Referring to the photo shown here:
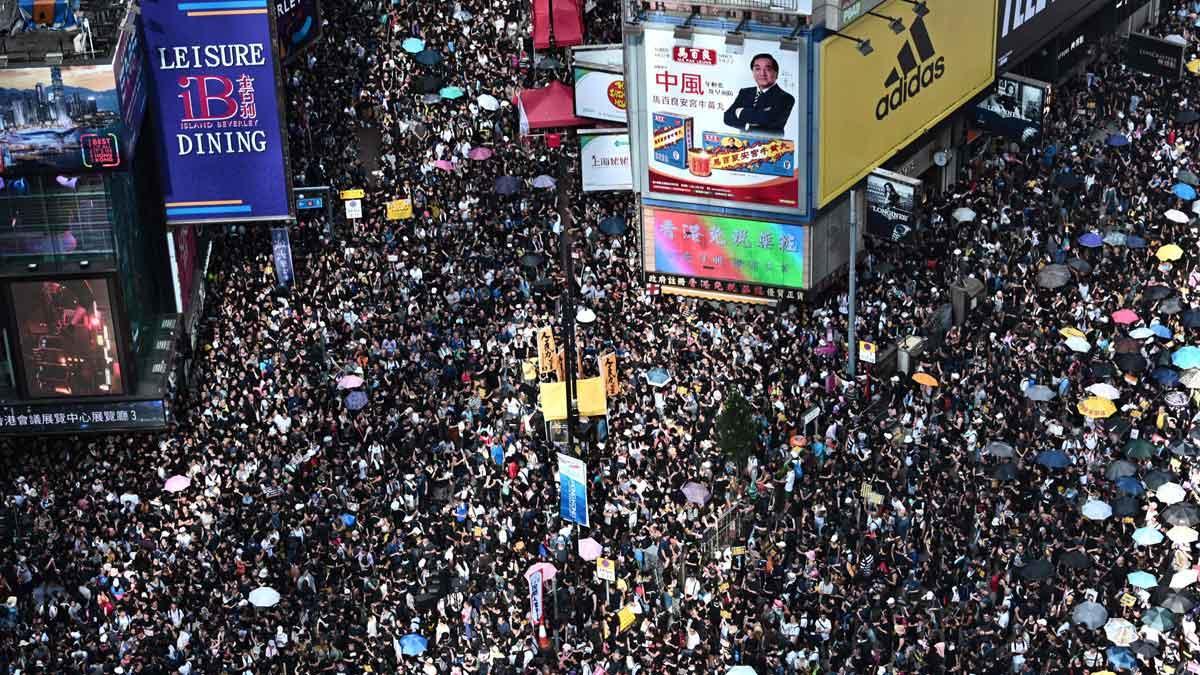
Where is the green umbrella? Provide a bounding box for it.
[1143,606,1175,631]
[1125,438,1156,460]
[439,86,464,100]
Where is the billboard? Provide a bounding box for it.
[9,277,125,398]
[143,0,294,224]
[580,129,632,191]
[974,73,1050,142]
[818,0,996,207]
[640,27,804,210]
[996,0,1108,69]
[574,67,626,123]
[113,17,149,160]
[276,0,323,64]
[641,205,808,296]
[0,399,168,435]
[1126,33,1185,79]
[865,169,920,241]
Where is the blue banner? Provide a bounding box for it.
[276,0,323,64]
[557,452,589,527]
[143,0,293,224]
[270,227,294,287]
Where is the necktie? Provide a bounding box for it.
[753,90,761,108]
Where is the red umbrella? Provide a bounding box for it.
[1113,309,1140,325]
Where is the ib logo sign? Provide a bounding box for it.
[875,16,944,120]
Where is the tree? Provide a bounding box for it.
[715,390,757,468]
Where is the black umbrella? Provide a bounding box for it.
[1144,469,1177,490]
[1163,503,1200,526]
[1106,460,1138,480]
[1129,640,1160,658]
[1171,441,1200,457]
[1115,352,1148,373]
[1060,550,1093,570]
[1145,285,1173,301]
[414,49,442,66]
[1179,170,1200,187]
[414,75,443,94]
[1182,309,1200,328]
[520,253,545,268]
[1091,362,1117,378]
[598,216,627,236]
[1115,338,1142,354]
[1055,172,1084,189]
[992,463,1018,481]
[1177,110,1200,124]
[1019,559,1054,580]
[1067,258,1092,275]
[495,176,520,195]
[1161,297,1184,315]
[1112,496,1141,517]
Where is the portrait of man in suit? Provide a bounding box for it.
[723,53,795,133]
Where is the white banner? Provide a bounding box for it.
[574,67,627,123]
[344,199,362,220]
[580,130,632,192]
[528,569,544,623]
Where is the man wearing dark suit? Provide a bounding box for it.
[723,53,795,133]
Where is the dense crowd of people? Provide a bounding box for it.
[7,0,1200,672]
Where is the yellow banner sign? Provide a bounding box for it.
[339,188,365,200]
[817,0,996,206]
[600,352,620,397]
[537,327,556,374]
[386,199,413,220]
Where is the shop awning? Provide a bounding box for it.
[517,81,590,130]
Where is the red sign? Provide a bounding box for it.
[672,46,717,65]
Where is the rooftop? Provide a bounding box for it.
[0,0,132,66]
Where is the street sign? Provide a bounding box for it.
[802,405,820,426]
[339,188,365,200]
[344,199,362,219]
[596,557,615,582]
[297,197,324,210]
[858,340,877,364]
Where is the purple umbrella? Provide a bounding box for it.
[345,391,368,411]
[814,342,839,356]
[468,147,493,160]
[681,482,711,506]
[1078,232,1104,248]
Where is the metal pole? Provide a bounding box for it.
[558,138,580,461]
[847,188,858,379]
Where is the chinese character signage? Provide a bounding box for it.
[641,28,804,210]
[276,0,323,64]
[558,452,589,527]
[865,169,920,241]
[144,0,293,224]
[270,226,294,287]
[0,399,168,435]
[579,129,632,192]
[527,568,544,623]
[574,67,626,123]
[641,206,808,294]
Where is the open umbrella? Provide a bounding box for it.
[1061,550,1092,569]
[1175,183,1198,201]
[248,587,280,607]
[1107,134,1130,147]
[1128,570,1158,588]
[681,482,711,506]
[1105,618,1138,646]
[337,375,363,389]
[1151,324,1173,339]
[1157,482,1187,505]
[163,475,190,493]
[1107,646,1137,670]
[1171,569,1199,589]
[952,207,976,222]
[1114,338,1142,354]
[599,216,627,236]
[1073,601,1108,629]
[439,86,464,100]
[1104,230,1129,246]
[532,175,556,189]
[399,633,428,656]
[1146,285,1175,302]
[1112,497,1141,517]
[1180,169,1200,185]
[1125,438,1155,459]
[1161,592,1196,614]
[992,463,1018,481]
[535,56,563,70]
[1152,367,1180,386]
[414,49,442,66]
[519,253,545,268]
[345,391,368,411]
[1078,232,1104,248]
[1024,384,1057,401]
[644,367,672,387]
[1133,527,1164,546]
[1158,244,1185,262]
[1126,235,1148,249]
[1067,257,1091,275]
[434,159,455,172]
[1035,450,1071,469]
[1130,640,1160,659]
[1162,503,1200,526]
[984,441,1015,458]
[1079,397,1117,418]
[1174,346,1200,369]
[468,147,493,160]
[912,372,938,387]
[1115,353,1148,373]
[1167,525,1198,544]
[1166,209,1191,224]
[495,176,520,195]
[1019,559,1054,581]
[1087,383,1121,400]
[1082,500,1113,520]
[1037,264,1072,289]
[477,94,499,111]
[1181,369,1200,389]
[726,668,758,675]
[1178,110,1200,125]
[414,75,442,94]
[1165,33,1188,44]
[1066,337,1092,353]
[578,538,602,561]
[525,562,557,581]
[1166,391,1191,408]
[1106,460,1138,480]
[1112,309,1140,325]
[1116,477,1145,496]
[1144,470,1176,490]
[401,37,425,53]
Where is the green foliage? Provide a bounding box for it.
[715,390,757,467]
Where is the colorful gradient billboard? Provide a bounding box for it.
[642,206,807,291]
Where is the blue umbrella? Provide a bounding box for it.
[1078,232,1104,248]
[454,503,469,522]
[1036,450,1071,469]
[340,513,357,527]
[644,367,672,387]
[345,391,368,411]
[495,176,520,195]
[1107,646,1136,670]
[532,174,556,189]
[414,49,442,65]
[1127,570,1158,588]
[491,444,504,465]
[1153,367,1180,386]
[399,633,428,656]
[1116,477,1145,496]
[402,37,425,53]
[1174,346,1200,369]
[439,86,464,99]
[1151,324,1173,340]
[1132,526,1163,545]
[1174,182,1198,201]
[599,216,626,236]
[1108,134,1130,147]
[1125,235,1148,249]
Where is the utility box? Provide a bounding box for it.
[951,277,987,327]
[897,336,925,375]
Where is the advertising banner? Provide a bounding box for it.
[1126,33,1185,79]
[818,0,996,207]
[276,0,323,64]
[173,224,198,315]
[528,569,543,623]
[113,16,149,162]
[574,67,627,123]
[997,0,1108,69]
[270,227,295,287]
[642,27,803,209]
[0,399,168,435]
[865,169,921,241]
[558,452,589,527]
[641,205,807,293]
[580,129,632,192]
[143,0,293,224]
[974,73,1051,142]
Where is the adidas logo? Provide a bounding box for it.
[875,16,946,120]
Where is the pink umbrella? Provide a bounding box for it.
[163,475,191,493]
[434,159,455,172]
[814,342,838,356]
[337,375,364,390]
[578,538,602,561]
[1112,309,1140,325]
[525,562,557,581]
[468,147,493,160]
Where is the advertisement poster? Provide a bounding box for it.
[1126,33,1185,79]
[0,399,168,435]
[643,27,802,209]
[143,0,293,224]
[271,227,295,287]
[173,224,198,315]
[997,0,1109,68]
[9,277,124,398]
[558,452,589,527]
[642,205,807,292]
[276,0,323,63]
[818,0,995,207]
[974,74,1050,142]
[865,169,920,241]
[580,129,632,191]
[113,16,148,160]
[574,67,626,123]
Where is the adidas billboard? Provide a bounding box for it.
[817,0,996,208]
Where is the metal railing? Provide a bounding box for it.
[673,502,754,592]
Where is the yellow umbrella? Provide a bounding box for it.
[913,372,939,387]
[1157,244,1184,262]
[1078,396,1117,419]
[1190,58,1200,75]
[617,604,638,633]
[1060,327,1086,340]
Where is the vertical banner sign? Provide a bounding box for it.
[554,348,566,382]
[527,569,544,623]
[143,0,294,224]
[276,0,323,64]
[558,452,589,527]
[865,169,920,241]
[579,130,633,192]
[270,227,295,287]
[537,327,557,374]
[600,352,620,396]
[1126,33,1186,79]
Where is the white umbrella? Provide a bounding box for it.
[1167,208,1190,224]
[1086,383,1121,400]
[163,475,191,493]
[1105,617,1138,646]
[248,587,280,607]
[1129,327,1155,340]
[1165,33,1187,45]
[1157,482,1187,505]
[952,207,976,222]
[1171,568,1199,589]
[1066,337,1092,353]
[727,668,758,675]
[477,94,500,111]
[1167,525,1199,544]
[1181,369,1200,389]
